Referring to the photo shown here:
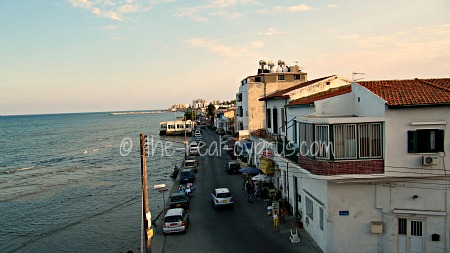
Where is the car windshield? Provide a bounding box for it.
[181,171,191,177]
[165,215,182,223]
[230,164,240,169]
[185,162,195,166]
[217,192,231,198]
[171,195,187,202]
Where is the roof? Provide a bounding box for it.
[259,76,333,101]
[214,188,230,193]
[358,78,450,107]
[165,208,184,216]
[287,85,352,106]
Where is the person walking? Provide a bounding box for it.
[273,210,280,232]
[246,183,253,203]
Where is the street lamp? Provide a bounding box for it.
[153,184,168,213]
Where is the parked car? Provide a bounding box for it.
[169,192,190,210]
[163,208,189,235]
[189,142,200,156]
[184,159,198,173]
[225,161,241,174]
[180,169,195,183]
[186,155,199,166]
[211,188,234,209]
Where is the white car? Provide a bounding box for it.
[163,208,189,235]
[211,188,234,209]
[189,142,200,156]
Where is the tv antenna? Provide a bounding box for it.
[352,72,365,82]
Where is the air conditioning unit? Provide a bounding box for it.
[422,156,438,166]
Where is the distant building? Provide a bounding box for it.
[192,99,207,109]
[236,60,307,133]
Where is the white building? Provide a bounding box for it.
[236,60,307,132]
[253,78,450,253]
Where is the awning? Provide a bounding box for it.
[259,158,275,175]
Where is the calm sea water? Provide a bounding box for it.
[0,112,185,252]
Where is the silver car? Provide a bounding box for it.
[163,208,189,235]
[211,188,234,209]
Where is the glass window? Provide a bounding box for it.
[408,129,444,153]
[358,123,383,158]
[315,125,330,159]
[278,75,285,81]
[333,124,357,159]
[306,196,313,220]
[319,207,324,230]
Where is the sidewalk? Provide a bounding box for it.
[236,159,323,253]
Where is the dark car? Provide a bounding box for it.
[225,161,241,174]
[169,193,190,210]
[180,169,195,183]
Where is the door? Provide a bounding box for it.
[398,218,424,253]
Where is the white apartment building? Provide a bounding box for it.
[253,78,450,253]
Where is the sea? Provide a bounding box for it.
[0,111,186,253]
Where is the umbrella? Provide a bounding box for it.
[239,167,262,175]
[252,174,271,182]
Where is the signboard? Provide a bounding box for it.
[262,149,274,158]
[339,211,349,216]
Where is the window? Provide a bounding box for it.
[294,74,300,80]
[278,75,285,81]
[315,125,330,159]
[255,76,262,82]
[408,129,444,153]
[299,123,313,157]
[333,124,357,159]
[293,120,298,143]
[266,109,271,128]
[305,196,313,220]
[398,218,407,235]
[359,123,383,158]
[273,108,278,134]
[319,207,324,230]
[281,108,285,133]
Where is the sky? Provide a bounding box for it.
[1,0,449,115]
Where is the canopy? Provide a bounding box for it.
[239,167,262,175]
[258,158,276,175]
[252,174,271,182]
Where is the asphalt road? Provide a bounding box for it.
[157,128,304,253]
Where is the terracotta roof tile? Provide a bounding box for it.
[259,76,333,101]
[358,78,450,106]
[286,85,352,106]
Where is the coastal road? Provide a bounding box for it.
[160,128,301,253]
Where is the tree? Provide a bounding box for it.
[207,103,216,117]
[184,110,197,121]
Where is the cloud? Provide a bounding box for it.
[258,28,283,36]
[70,0,153,21]
[327,4,338,8]
[256,4,313,14]
[175,0,257,22]
[311,23,450,79]
[186,37,262,58]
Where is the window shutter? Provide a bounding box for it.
[407,131,417,153]
[436,130,445,152]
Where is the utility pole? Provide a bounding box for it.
[184,117,187,159]
[140,134,152,253]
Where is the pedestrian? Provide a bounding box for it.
[246,183,253,203]
[273,210,280,232]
